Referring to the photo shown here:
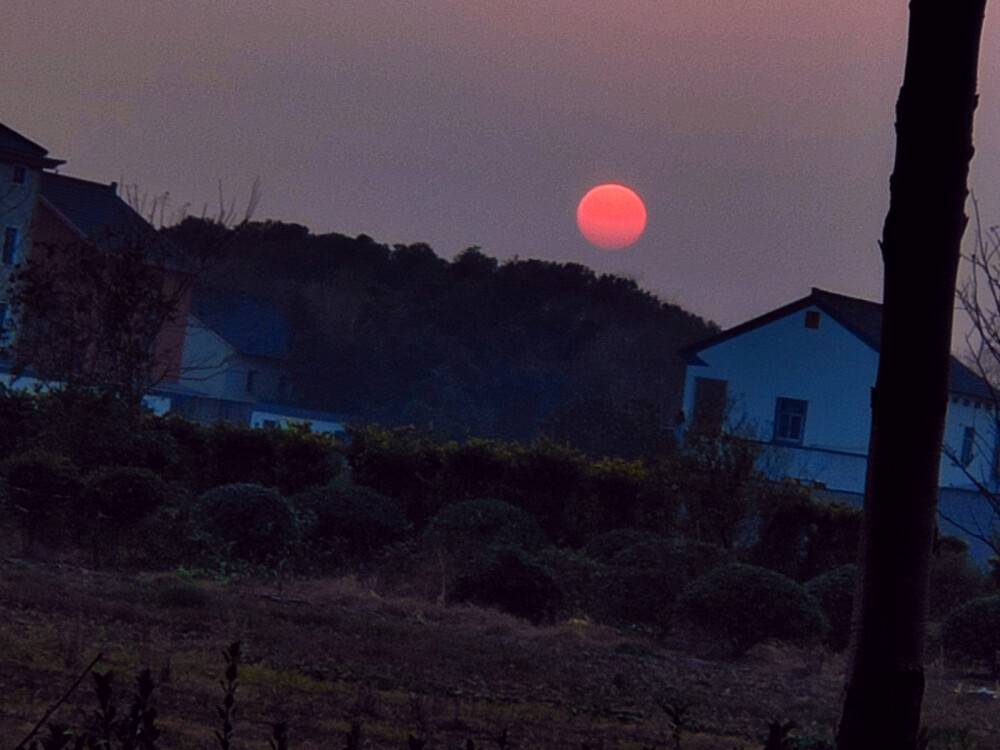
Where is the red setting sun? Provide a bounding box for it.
[576,184,647,250]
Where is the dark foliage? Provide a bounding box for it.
[293,485,407,564]
[677,563,828,654]
[805,564,857,651]
[82,466,171,566]
[940,594,1000,667]
[199,483,299,564]
[167,218,716,453]
[450,546,564,624]
[928,536,985,619]
[749,498,862,583]
[424,498,549,559]
[2,449,83,548]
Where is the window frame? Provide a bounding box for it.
[773,397,808,445]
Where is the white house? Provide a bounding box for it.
[680,287,998,560]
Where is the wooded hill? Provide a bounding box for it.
[167,218,717,457]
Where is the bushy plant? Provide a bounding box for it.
[199,483,299,564]
[508,438,586,541]
[2,449,83,549]
[82,466,171,566]
[293,485,407,564]
[582,528,668,562]
[276,429,343,496]
[346,424,445,528]
[928,536,985,619]
[677,563,828,653]
[82,466,169,530]
[424,498,549,559]
[594,537,732,631]
[805,563,857,651]
[206,424,279,488]
[450,545,564,624]
[750,497,862,582]
[940,594,1000,666]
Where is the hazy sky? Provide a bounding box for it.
[4,2,999,328]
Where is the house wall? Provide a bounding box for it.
[179,317,241,400]
[682,304,997,493]
[180,316,288,403]
[0,162,40,271]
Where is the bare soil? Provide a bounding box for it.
[0,559,996,749]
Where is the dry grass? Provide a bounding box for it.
[1,559,998,749]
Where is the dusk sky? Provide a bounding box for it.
[4,2,999,328]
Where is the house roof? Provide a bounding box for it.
[0,122,65,169]
[193,290,290,360]
[39,173,155,244]
[681,287,992,399]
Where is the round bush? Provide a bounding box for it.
[941,595,1000,666]
[590,537,731,631]
[83,466,169,531]
[582,529,667,562]
[424,498,549,558]
[2,450,83,545]
[199,483,298,564]
[805,564,857,651]
[277,432,343,496]
[928,538,985,619]
[450,546,563,624]
[293,485,407,560]
[677,563,828,653]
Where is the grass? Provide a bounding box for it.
[1,559,998,749]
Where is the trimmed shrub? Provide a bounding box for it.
[582,528,667,563]
[940,595,1000,667]
[677,563,828,653]
[2,449,83,548]
[594,537,732,631]
[749,496,861,581]
[82,466,171,566]
[276,431,343,496]
[293,485,407,563]
[424,498,549,559]
[199,483,298,564]
[450,546,564,624]
[928,536,985,619]
[805,564,857,651]
[206,424,279,488]
[83,466,170,531]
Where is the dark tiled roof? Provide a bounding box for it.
[0,122,65,169]
[682,287,992,399]
[39,173,155,243]
[194,290,289,360]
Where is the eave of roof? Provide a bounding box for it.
[0,122,66,169]
[680,287,993,400]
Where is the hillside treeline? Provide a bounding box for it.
[167,218,716,453]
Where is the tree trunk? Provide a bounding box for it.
[835,3,986,749]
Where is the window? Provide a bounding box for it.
[961,426,976,466]
[774,397,808,444]
[691,377,728,436]
[805,310,821,329]
[2,227,17,264]
[12,166,25,185]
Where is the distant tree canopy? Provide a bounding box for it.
[166,218,717,454]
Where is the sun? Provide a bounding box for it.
[576,183,647,250]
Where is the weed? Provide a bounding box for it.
[215,641,241,749]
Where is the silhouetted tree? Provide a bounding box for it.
[835,2,987,749]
